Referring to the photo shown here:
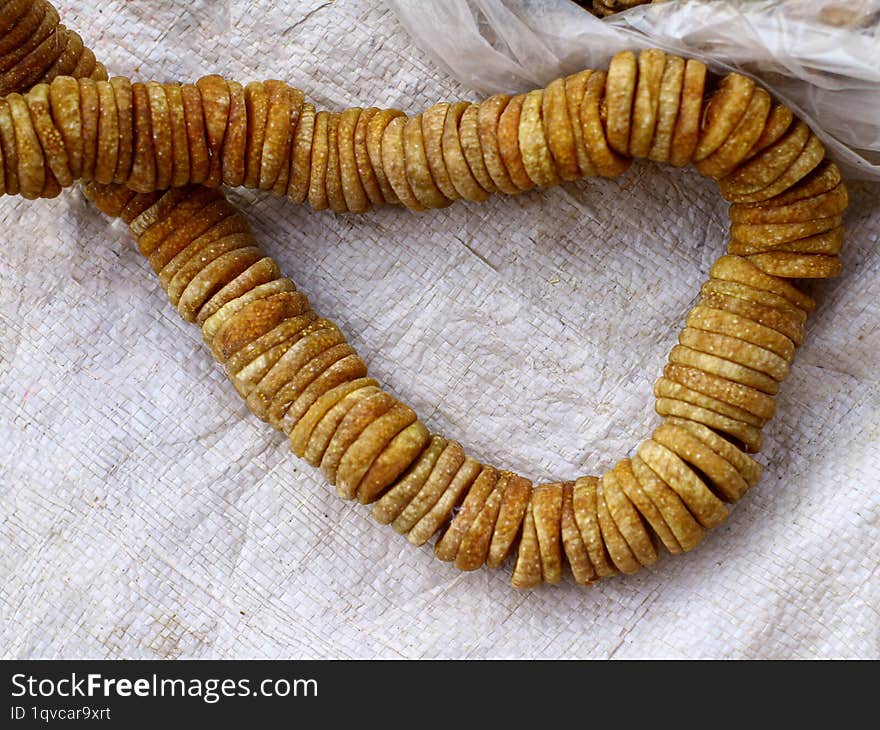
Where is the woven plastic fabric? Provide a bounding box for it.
[389,0,880,179]
[1,0,878,658]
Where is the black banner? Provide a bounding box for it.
[6,662,323,724]
[0,659,866,724]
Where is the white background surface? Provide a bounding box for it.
[1,0,878,659]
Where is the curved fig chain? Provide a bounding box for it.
[0,0,847,587]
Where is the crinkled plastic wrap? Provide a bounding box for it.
[4,0,879,659]
[387,0,880,180]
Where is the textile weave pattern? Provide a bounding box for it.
[1,0,878,658]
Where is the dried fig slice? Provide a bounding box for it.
[337,107,369,213]
[693,73,755,161]
[542,77,580,181]
[648,55,685,164]
[486,473,531,568]
[420,102,458,201]
[747,252,841,279]
[518,88,560,188]
[335,400,418,500]
[477,94,518,195]
[614,459,681,555]
[180,82,208,185]
[408,456,482,547]
[663,416,762,489]
[497,93,534,192]
[655,397,763,454]
[289,378,378,459]
[434,466,498,562]
[308,109,330,211]
[686,305,795,362]
[696,87,770,179]
[631,455,704,551]
[710,255,814,313]
[219,79,246,187]
[458,103,497,195]
[366,108,405,204]
[277,353,368,433]
[353,107,384,206]
[197,257,282,326]
[560,481,597,584]
[604,50,637,156]
[511,503,542,589]
[195,75,231,188]
[261,80,298,191]
[372,434,447,525]
[304,384,383,469]
[602,468,658,567]
[146,80,173,189]
[629,48,665,159]
[280,100,314,204]
[653,422,749,503]
[572,476,617,578]
[392,440,466,534]
[669,59,707,167]
[532,482,566,582]
[441,100,489,202]
[596,472,641,574]
[7,92,44,198]
[325,111,347,213]
[698,289,804,346]
[403,112,451,209]
[669,344,780,396]
[48,75,82,180]
[581,71,630,178]
[357,421,431,505]
[128,81,156,192]
[381,114,424,211]
[637,439,728,528]
[26,82,71,187]
[163,83,189,187]
[455,476,506,571]
[563,70,597,178]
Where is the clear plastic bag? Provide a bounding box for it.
[387,0,880,180]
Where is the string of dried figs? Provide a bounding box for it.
[1,0,850,587]
[0,42,847,275]
[574,0,656,19]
